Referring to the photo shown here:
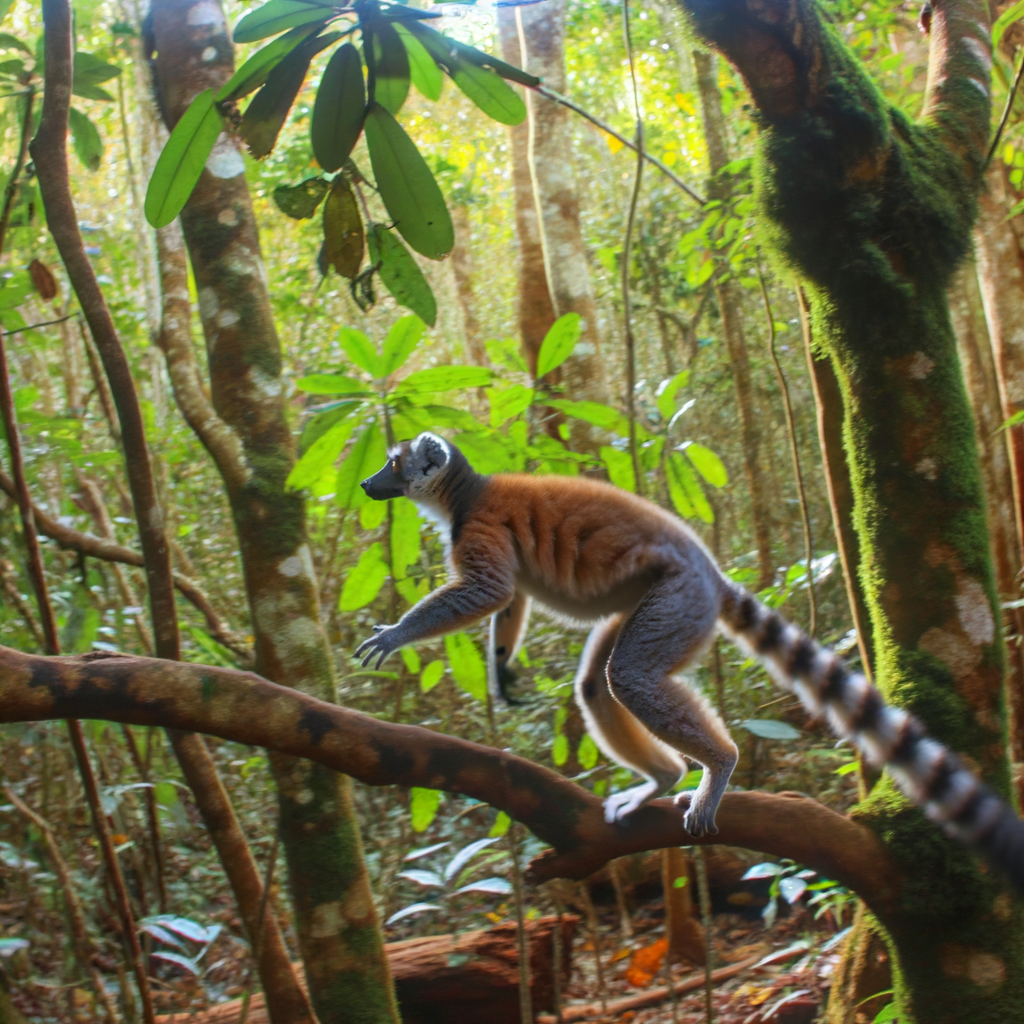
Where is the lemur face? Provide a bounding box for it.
[360,432,451,502]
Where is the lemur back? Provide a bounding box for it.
[357,432,1024,890]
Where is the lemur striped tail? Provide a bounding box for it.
[718,582,1024,890]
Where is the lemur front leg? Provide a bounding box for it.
[489,591,532,705]
[356,573,514,668]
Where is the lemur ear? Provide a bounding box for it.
[418,433,450,472]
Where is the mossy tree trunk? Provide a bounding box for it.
[147,2,399,1022]
[676,0,1024,1019]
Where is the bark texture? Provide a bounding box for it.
[675,0,1024,1018]
[692,49,775,588]
[516,0,607,403]
[450,204,487,366]
[147,3,397,1022]
[496,8,558,377]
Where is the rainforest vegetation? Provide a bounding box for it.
[2,0,1024,1020]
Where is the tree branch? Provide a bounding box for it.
[0,644,900,917]
[0,468,250,659]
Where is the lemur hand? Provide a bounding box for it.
[355,625,401,669]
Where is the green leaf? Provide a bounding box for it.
[599,446,636,493]
[217,23,323,102]
[295,373,370,395]
[406,22,538,87]
[369,18,410,115]
[409,787,441,831]
[336,421,387,509]
[364,102,454,259]
[536,313,583,379]
[286,417,355,491]
[311,42,366,172]
[488,383,534,427]
[401,647,421,673]
[361,498,388,529]
[683,442,728,487]
[273,176,330,219]
[323,177,364,279]
[368,224,437,326]
[544,398,627,433]
[390,496,421,579]
[666,451,713,523]
[395,23,442,101]
[741,719,802,741]
[578,733,599,770]
[240,33,338,159]
[72,52,121,102]
[444,632,487,700]
[420,659,444,692]
[382,315,425,375]
[552,733,568,766]
[339,541,388,610]
[68,107,103,171]
[873,1004,899,1023]
[656,369,690,420]
[154,780,179,806]
[0,33,31,55]
[398,365,491,392]
[339,326,383,377]
[233,0,332,44]
[994,0,1024,48]
[145,89,224,229]
[489,811,511,838]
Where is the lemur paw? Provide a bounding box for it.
[603,783,656,823]
[680,798,720,839]
[355,626,400,669]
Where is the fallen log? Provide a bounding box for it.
[535,955,760,1023]
[156,915,577,1024]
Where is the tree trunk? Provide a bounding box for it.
[516,0,607,405]
[691,49,775,589]
[661,847,705,964]
[496,8,558,378]
[147,3,398,1023]
[949,263,1024,801]
[450,204,486,366]
[677,0,1024,1018]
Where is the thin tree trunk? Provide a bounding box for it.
[450,204,486,366]
[516,0,607,405]
[692,49,774,588]
[148,4,398,1022]
[496,9,557,377]
[661,848,705,965]
[949,263,1024,802]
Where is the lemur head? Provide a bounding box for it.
[361,432,456,503]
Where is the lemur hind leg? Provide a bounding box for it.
[607,573,738,838]
[574,615,687,824]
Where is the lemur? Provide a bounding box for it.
[356,432,1024,883]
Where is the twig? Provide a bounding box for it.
[757,266,817,635]
[121,725,168,914]
[986,46,1024,170]
[621,0,644,496]
[693,846,714,1023]
[531,84,705,205]
[237,834,280,1024]
[0,86,34,257]
[4,311,80,335]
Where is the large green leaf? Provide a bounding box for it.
[68,107,102,171]
[339,326,383,377]
[216,23,323,102]
[364,103,454,259]
[382,315,425,376]
[286,417,356,491]
[145,89,224,229]
[336,421,387,509]
[409,787,441,831]
[449,60,525,126]
[323,177,364,280]
[398,366,491,392]
[544,398,628,434]
[994,0,1024,47]
[311,42,365,172]
[536,313,582,378]
[240,32,338,158]
[368,224,437,326]
[666,451,713,523]
[683,442,728,488]
[294,373,370,395]
[488,384,534,427]
[599,446,636,493]
[406,22,538,87]
[655,370,690,420]
[72,52,120,102]
[390,496,421,579]
[395,23,442,101]
[339,541,388,610]
[233,0,332,44]
[273,176,330,219]
[369,18,410,115]
[444,632,486,700]
[0,33,31,56]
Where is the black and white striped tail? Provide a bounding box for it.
[719,583,1024,890]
